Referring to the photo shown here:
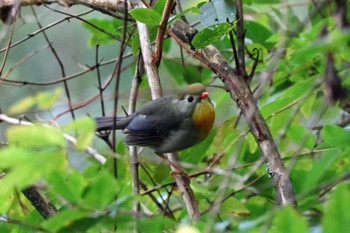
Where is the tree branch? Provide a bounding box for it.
[133,0,200,219]
[21,186,57,219]
[153,0,174,67]
[168,20,297,207]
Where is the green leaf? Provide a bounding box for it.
[168,7,201,25]
[321,125,350,148]
[287,125,315,149]
[246,132,258,154]
[245,21,274,49]
[57,217,100,233]
[261,96,295,118]
[0,147,66,194]
[261,78,316,118]
[300,94,316,118]
[8,89,62,115]
[43,209,90,232]
[36,88,63,109]
[220,197,250,218]
[82,170,120,209]
[129,8,162,25]
[153,0,166,14]
[7,125,66,148]
[83,18,121,47]
[48,170,86,204]
[192,22,234,49]
[199,0,236,26]
[300,148,339,192]
[0,189,14,213]
[137,216,176,232]
[268,206,308,233]
[63,117,95,150]
[131,32,141,55]
[323,184,350,233]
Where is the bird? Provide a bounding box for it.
[95,83,215,154]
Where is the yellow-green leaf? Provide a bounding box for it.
[7,125,66,148]
[8,89,62,114]
[63,117,96,150]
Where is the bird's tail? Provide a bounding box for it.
[95,116,127,131]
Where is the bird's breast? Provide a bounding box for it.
[192,100,215,139]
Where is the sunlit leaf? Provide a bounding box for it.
[7,125,65,148]
[8,89,62,115]
[63,117,95,150]
[0,147,66,194]
[300,94,316,118]
[36,88,63,109]
[0,189,14,213]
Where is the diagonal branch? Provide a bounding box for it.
[21,186,57,219]
[153,0,174,67]
[168,20,297,207]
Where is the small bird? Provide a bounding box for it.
[95,83,215,154]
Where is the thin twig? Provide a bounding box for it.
[1,44,50,81]
[31,6,75,120]
[0,8,17,75]
[0,10,93,54]
[95,45,106,117]
[111,0,129,179]
[53,60,134,120]
[153,0,174,67]
[235,0,247,78]
[0,54,133,86]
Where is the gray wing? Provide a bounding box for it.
[123,97,182,148]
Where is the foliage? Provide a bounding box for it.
[0,0,350,232]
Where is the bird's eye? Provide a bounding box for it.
[187,95,194,103]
